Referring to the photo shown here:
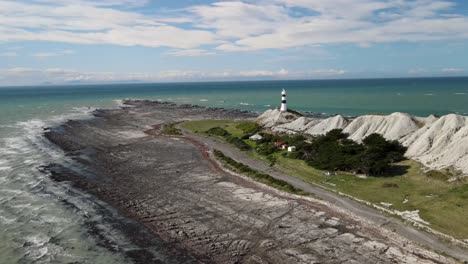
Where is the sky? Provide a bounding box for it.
[1,0,468,86]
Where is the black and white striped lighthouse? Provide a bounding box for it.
[280,89,287,112]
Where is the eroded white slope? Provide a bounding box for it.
[257,109,468,174]
[403,114,468,172]
[273,117,320,134]
[343,113,420,142]
[256,109,301,128]
[306,115,349,135]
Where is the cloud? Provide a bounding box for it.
[310,69,346,76]
[409,68,426,74]
[0,67,304,86]
[237,69,289,77]
[1,0,468,53]
[28,0,150,7]
[0,1,217,49]
[32,50,75,57]
[166,49,215,57]
[212,0,468,51]
[441,67,464,73]
[188,2,287,38]
[0,52,16,57]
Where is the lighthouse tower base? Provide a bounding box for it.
[280,104,287,112]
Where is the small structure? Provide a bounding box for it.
[280,89,287,112]
[275,141,288,149]
[287,146,296,152]
[249,134,263,141]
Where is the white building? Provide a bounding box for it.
[287,146,296,152]
[249,134,263,141]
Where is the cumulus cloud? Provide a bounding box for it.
[0,52,16,57]
[32,50,75,57]
[409,68,426,74]
[0,67,295,86]
[310,69,346,76]
[0,1,216,49]
[441,67,464,73]
[237,69,289,77]
[1,0,468,52]
[166,49,215,57]
[211,0,468,51]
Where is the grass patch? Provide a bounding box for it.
[181,120,256,150]
[214,150,308,195]
[181,120,250,137]
[236,121,261,134]
[161,122,182,135]
[273,157,468,239]
[184,119,468,239]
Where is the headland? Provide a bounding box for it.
[43,100,467,263]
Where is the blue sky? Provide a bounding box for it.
[1,0,468,85]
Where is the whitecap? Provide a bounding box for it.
[71,106,96,115]
[200,99,208,102]
[424,93,434,96]
[0,215,16,224]
[0,166,12,171]
[454,93,466,95]
[240,102,253,106]
[24,235,50,258]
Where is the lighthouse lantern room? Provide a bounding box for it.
[280,89,287,112]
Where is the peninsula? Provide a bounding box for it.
[43,100,467,263]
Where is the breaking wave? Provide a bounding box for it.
[0,105,132,264]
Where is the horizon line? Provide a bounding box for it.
[1,75,467,89]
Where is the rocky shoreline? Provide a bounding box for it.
[43,100,458,263]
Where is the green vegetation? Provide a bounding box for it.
[161,122,182,135]
[302,129,407,176]
[182,119,468,239]
[213,150,307,195]
[236,121,261,135]
[206,127,230,137]
[273,157,468,239]
[181,120,256,151]
[180,119,247,137]
[205,126,251,150]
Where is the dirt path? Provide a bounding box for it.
[178,128,468,262]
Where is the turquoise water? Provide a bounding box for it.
[0,77,468,263]
[2,78,468,126]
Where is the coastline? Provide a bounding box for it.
[43,100,463,263]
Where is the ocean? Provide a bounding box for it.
[0,77,467,263]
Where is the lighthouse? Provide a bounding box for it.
[280,89,287,112]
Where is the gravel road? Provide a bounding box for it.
[179,126,468,262]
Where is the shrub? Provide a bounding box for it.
[206,127,231,137]
[256,143,278,155]
[236,121,261,134]
[213,150,306,195]
[229,136,251,151]
[301,130,407,176]
[266,155,277,166]
[161,123,182,135]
